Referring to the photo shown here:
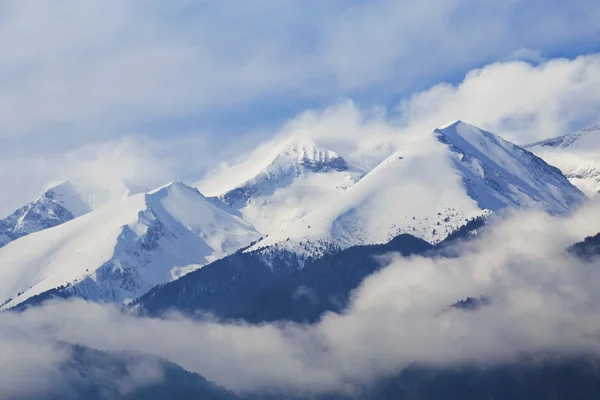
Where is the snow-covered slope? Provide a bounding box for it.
[197,136,364,235]
[525,124,600,197]
[251,121,585,255]
[0,180,131,247]
[0,182,261,309]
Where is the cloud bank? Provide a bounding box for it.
[2,201,600,396]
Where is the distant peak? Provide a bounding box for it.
[266,135,348,173]
[437,119,465,130]
[277,135,337,158]
[196,134,352,198]
[580,124,600,133]
[43,180,74,193]
[435,120,489,134]
[434,120,490,142]
[435,120,505,140]
[148,181,202,196]
[525,123,600,149]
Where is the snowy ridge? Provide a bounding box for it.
[525,124,600,197]
[437,121,582,214]
[0,182,261,309]
[198,136,362,234]
[527,124,600,149]
[200,136,350,198]
[249,121,584,256]
[0,180,132,247]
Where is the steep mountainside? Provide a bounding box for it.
[229,217,485,325]
[249,121,584,256]
[0,182,261,309]
[525,124,600,197]
[0,180,131,247]
[126,245,311,318]
[229,234,435,324]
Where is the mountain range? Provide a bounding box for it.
[0,120,589,312]
[0,182,261,309]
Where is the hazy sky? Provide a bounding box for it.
[1,0,600,214]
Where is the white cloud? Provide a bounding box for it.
[0,136,176,215]
[0,331,166,398]
[4,54,600,217]
[202,54,600,183]
[508,48,544,63]
[1,1,600,213]
[0,0,599,142]
[0,336,68,398]
[396,55,600,144]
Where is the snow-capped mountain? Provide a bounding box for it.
[0,182,261,309]
[0,180,131,247]
[249,121,585,255]
[2,121,585,311]
[525,124,600,197]
[197,136,364,235]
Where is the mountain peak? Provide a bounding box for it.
[525,124,600,197]
[0,180,139,248]
[199,136,349,205]
[0,181,93,247]
[525,123,600,150]
[435,120,502,141]
[437,119,466,130]
[246,134,350,178]
[198,135,349,199]
[271,136,349,173]
[194,134,360,236]
[148,181,201,197]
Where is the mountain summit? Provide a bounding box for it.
[198,136,362,234]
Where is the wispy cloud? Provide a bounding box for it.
[1,0,599,141]
[3,53,600,215]
[396,54,600,143]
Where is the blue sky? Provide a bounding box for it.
[1,0,600,213]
